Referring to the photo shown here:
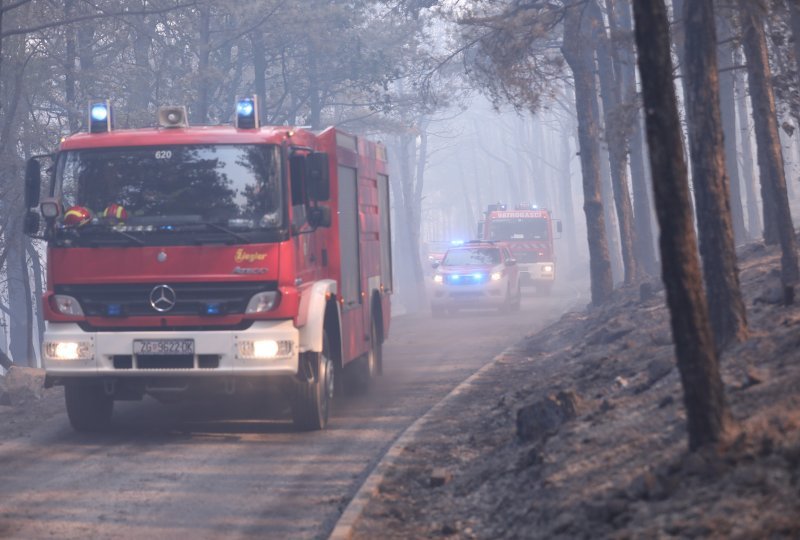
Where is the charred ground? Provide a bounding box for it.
[350,240,800,539]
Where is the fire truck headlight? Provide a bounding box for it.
[50,295,84,316]
[543,264,554,273]
[433,274,443,284]
[245,291,280,313]
[237,339,293,359]
[491,272,503,281]
[44,341,92,360]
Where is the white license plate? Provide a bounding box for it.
[133,339,194,355]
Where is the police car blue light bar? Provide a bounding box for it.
[235,96,259,129]
[89,100,113,133]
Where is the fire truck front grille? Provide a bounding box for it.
[56,282,277,317]
[112,354,220,370]
[513,251,541,263]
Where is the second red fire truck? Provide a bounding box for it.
[480,203,560,295]
[23,99,393,431]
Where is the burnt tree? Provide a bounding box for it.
[590,0,639,285]
[609,0,659,276]
[739,0,799,303]
[683,0,748,349]
[716,12,747,244]
[633,0,733,450]
[562,3,614,305]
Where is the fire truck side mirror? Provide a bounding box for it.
[25,158,42,208]
[307,152,330,201]
[308,206,331,228]
[556,220,563,234]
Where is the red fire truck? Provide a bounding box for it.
[481,203,561,295]
[23,99,393,432]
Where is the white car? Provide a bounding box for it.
[430,242,521,316]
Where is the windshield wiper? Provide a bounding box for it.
[59,225,145,246]
[104,227,146,245]
[196,222,250,244]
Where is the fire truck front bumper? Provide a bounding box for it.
[518,262,556,285]
[41,321,300,377]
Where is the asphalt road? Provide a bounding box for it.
[0,290,580,539]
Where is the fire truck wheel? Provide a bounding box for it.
[64,381,114,432]
[537,283,553,297]
[345,317,380,394]
[371,316,383,376]
[291,333,334,431]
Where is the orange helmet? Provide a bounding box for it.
[102,203,127,223]
[63,206,92,227]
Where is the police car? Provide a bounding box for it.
[430,241,521,316]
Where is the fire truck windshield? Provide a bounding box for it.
[55,144,282,243]
[488,218,548,241]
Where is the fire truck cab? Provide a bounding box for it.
[23,100,393,432]
[480,203,560,295]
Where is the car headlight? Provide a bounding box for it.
[44,341,92,360]
[237,339,293,359]
[245,291,281,313]
[50,295,84,316]
[433,274,443,284]
[491,272,502,281]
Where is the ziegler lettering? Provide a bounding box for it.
[234,249,267,263]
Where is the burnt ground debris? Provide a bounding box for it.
[351,240,800,539]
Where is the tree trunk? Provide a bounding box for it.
[633,0,732,451]
[193,3,212,124]
[562,5,614,305]
[129,10,153,126]
[7,216,31,366]
[600,143,623,283]
[27,242,44,352]
[591,1,639,285]
[739,0,799,301]
[560,122,580,262]
[613,0,659,276]
[716,14,747,245]
[64,0,80,133]
[735,49,762,240]
[251,29,268,125]
[682,0,748,350]
[790,3,800,113]
[308,45,321,129]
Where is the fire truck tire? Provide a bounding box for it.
[345,320,378,394]
[370,315,383,376]
[291,332,334,431]
[65,381,114,432]
[537,283,553,297]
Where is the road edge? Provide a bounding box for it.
[327,343,525,540]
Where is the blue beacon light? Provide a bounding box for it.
[89,100,112,133]
[235,97,258,129]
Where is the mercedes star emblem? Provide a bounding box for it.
[149,284,177,312]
